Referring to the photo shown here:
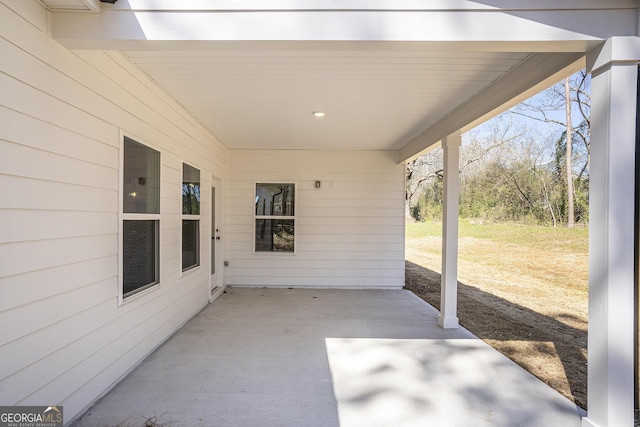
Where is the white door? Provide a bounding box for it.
[211,183,221,295]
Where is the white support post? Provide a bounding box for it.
[583,36,640,427]
[439,133,461,329]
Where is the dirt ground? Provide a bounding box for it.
[404,233,588,410]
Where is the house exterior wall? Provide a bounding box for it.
[0,0,228,422]
[226,149,406,289]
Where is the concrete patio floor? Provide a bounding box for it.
[71,288,585,427]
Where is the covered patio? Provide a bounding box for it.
[2,2,639,426]
[71,288,584,427]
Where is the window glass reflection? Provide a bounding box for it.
[123,137,160,214]
[255,219,295,252]
[182,164,200,215]
[255,183,294,216]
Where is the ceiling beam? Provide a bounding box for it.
[50,7,633,50]
[398,52,586,163]
[80,0,101,13]
[100,0,640,11]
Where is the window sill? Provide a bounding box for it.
[180,264,201,277]
[120,283,160,307]
[253,251,297,256]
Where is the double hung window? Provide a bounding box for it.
[122,137,160,299]
[254,183,295,253]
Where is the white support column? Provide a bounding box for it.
[439,133,461,329]
[583,36,640,427]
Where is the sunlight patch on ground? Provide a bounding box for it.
[325,337,584,427]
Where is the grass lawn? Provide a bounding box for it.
[405,220,589,409]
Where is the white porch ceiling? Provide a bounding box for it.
[123,47,530,151]
[45,1,637,157]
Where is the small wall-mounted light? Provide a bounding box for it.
[312,111,326,118]
[315,181,321,188]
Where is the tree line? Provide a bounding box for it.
[406,70,590,227]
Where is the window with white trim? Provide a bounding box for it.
[122,136,160,299]
[182,163,200,271]
[254,183,295,253]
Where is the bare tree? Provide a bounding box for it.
[461,118,526,175]
[511,69,590,226]
[405,151,442,221]
[564,78,575,228]
[407,100,589,226]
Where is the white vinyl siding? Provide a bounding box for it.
[226,150,405,289]
[0,0,228,422]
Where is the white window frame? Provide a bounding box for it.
[181,162,201,273]
[253,182,296,254]
[118,133,161,305]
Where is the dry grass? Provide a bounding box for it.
[405,220,588,409]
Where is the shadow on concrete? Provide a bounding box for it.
[326,335,585,427]
[72,287,585,427]
[404,260,587,411]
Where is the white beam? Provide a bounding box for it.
[582,36,640,427]
[106,0,639,11]
[80,0,101,13]
[439,134,461,330]
[49,6,635,50]
[399,52,584,162]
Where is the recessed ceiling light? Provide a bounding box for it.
[312,111,326,118]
